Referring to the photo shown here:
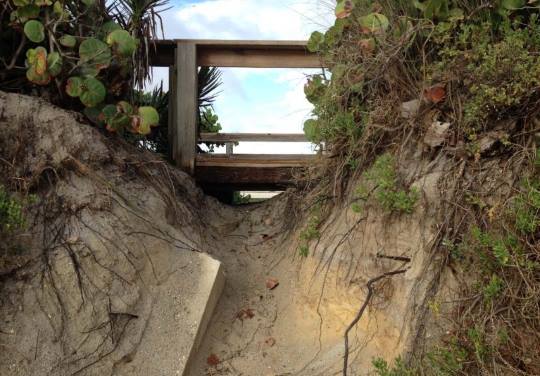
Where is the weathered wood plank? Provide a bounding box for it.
[185,39,310,47]
[199,133,308,143]
[150,39,324,68]
[176,42,198,174]
[196,154,314,168]
[197,48,321,68]
[196,166,299,188]
[168,63,177,161]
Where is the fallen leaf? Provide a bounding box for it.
[266,278,279,290]
[264,337,276,347]
[423,84,446,104]
[207,353,220,366]
[236,308,255,321]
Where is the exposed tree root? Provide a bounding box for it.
[343,269,408,376]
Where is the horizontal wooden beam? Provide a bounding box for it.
[199,133,308,143]
[197,48,321,68]
[149,39,325,68]
[196,154,314,168]
[196,166,298,188]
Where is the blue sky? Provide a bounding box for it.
[151,0,335,154]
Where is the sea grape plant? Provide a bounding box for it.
[6,0,159,135]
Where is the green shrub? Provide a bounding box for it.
[372,357,415,376]
[432,17,540,132]
[0,186,25,232]
[425,343,467,375]
[355,154,419,214]
[298,206,323,257]
[307,1,540,374]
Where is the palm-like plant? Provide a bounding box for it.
[198,67,223,133]
[198,67,223,110]
[106,0,170,89]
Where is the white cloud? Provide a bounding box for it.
[164,0,334,40]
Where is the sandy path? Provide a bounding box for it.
[188,196,348,376]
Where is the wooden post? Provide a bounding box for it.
[175,41,198,174]
[225,142,234,156]
[168,59,177,161]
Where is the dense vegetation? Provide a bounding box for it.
[304,0,540,374]
[0,0,169,135]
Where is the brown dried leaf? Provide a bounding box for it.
[207,353,220,366]
[266,277,279,290]
[423,84,446,104]
[236,308,255,321]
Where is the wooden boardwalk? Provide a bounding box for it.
[150,39,324,189]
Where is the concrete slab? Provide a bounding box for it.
[115,251,225,376]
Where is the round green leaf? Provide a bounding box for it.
[53,1,64,16]
[26,66,51,85]
[81,0,95,6]
[117,101,133,115]
[307,31,325,53]
[359,13,389,33]
[80,77,106,107]
[79,38,111,71]
[59,34,77,48]
[324,18,347,47]
[108,113,130,132]
[66,76,83,97]
[47,52,62,77]
[26,48,37,65]
[138,106,160,130]
[303,119,320,143]
[26,46,47,75]
[80,65,100,77]
[101,104,118,121]
[24,20,45,43]
[101,21,122,35]
[106,29,137,57]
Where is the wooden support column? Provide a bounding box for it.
[175,41,198,174]
[225,142,234,156]
[168,58,177,161]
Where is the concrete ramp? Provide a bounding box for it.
[116,251,225,376]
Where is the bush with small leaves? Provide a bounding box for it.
[0,185,25,232]
[354,154,419,214]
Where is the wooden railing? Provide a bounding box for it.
[198,133,311,167]
[150,39,324,188]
